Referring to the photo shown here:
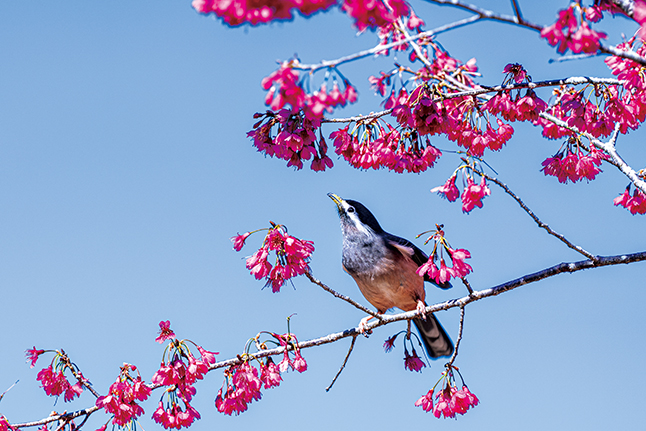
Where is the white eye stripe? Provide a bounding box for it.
[347,211,372,236]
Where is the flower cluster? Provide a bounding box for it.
[216,330,306,415]
[249,109,333,170]
[233,223,314,292]
[614,183,646,214]
[431,167,492,214]
[249,61,358,170]
[534,83,638,140]
[341,0,409,32]
[603,38,646,134]
[415,365,479,418]
[416,225,473,285]
[484,89,548,124]
[32,349,87,403]
[151,321,218,429]
[96,364,151,427]
[261,61,357,123]
[359,51,490,166]
[541,4,607,54]
[330,122,442,173]
[387,59,515,158]
[192,0,336,26]
[0,416,14,431]
[540,138,607,183]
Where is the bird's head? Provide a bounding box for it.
[328,193,384,237]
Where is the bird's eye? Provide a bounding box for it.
[347,206,355,213]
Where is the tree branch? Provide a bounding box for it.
[322,76,622,124]
[325,335,358,392]
[446,306,465,367]
[479,172,597,260]
[304,271,383,320]
[539,112,646,195]
[12,250,646,429]
[292,15,481,73]
[425,0,646,66]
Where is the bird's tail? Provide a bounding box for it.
[413,314,454,358]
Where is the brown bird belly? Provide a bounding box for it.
[346,254,425,314]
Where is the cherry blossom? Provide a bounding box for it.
[156,320,176,344]
[0,416,14,431]
[235,223,314,292]
[96,365,151,427]
[417,364,479,418]
[614,185,646,214]
[25,346,45,368]
[259,358,282,389]
[403,347,426,372]
[36,365,71,397]
[192,0,336,26]
[541,5,607,54]
[461,177,491,213]
[416,225,473,285]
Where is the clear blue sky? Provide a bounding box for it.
[1,1,644,430]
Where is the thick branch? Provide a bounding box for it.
[13,251,646,429]
[322,76,622,124]
[207,251,646,370]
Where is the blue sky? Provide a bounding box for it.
[1,1,645,430]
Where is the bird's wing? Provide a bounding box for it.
[384,232,452,290]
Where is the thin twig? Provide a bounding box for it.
[510,0,523,23]
[325,335,358,392]
[305,271,382,320]
[0,380,18,403]
[13,407,100,430]
[292,15,481,72]
[478,172,597,260]
[61,354,101,399]
[460,277,474,294]
[446,306,465,367]
[423,0,541,30]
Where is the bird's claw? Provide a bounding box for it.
[416,300,427,320]
[358,316,373,336]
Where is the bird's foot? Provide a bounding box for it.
[358,316,373,336]
[416,300,427,320]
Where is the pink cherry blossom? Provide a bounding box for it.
[461,177,491,213]
[415,389,434,412]
[36,365,71,397]
[25,346,45,368]
[156,320,176,344]
[614,185,646,215]
[231,232,251,251]
[403,347,426,372]
[260,358,282,389]
[431,175,460,202]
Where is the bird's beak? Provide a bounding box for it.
[327,193,345,213]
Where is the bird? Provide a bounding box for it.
[328,193,454,358]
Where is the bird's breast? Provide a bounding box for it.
[342,239,425,313]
